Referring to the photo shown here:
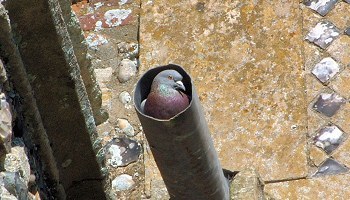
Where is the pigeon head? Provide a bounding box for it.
[142,69,190,119]
[151,70,186,92]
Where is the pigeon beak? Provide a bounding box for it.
[175,80,186,91]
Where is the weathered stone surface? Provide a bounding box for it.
[4,0,105,198]
[265,174,350,199]
[59,0,108,125]
[140,1,307,192]
[230,168,265,200]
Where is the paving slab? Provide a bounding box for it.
[139,0,308,196]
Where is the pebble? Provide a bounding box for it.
[108,144,123,167]
[117,59,137,83]
[112,174,135,191]
[119,91,131,104]
[117,118,135,137]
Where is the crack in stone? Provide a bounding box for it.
[264,176,308,184]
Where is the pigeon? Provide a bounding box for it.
[141,70,190,119]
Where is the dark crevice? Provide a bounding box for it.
[264,176,308,184]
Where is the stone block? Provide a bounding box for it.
[140,1,307,187]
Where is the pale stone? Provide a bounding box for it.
[327,36,350,65]
[112,174,135,191]
[331,103,350,135]
[330,67,350,99]
[309,146,328,166]
[230,167,265,200]
[94,67,113,88]
[305,73,327,104]
[333,136,350,168]
[116,118,135,136]
[101,87,112,109]
[307,109,328,137]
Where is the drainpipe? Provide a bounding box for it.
[134,64,229,200]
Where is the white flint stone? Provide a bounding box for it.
[86,33,108,49]
[305,21,339,49]
[309,0,329,10]
[108,144,123,167]
[311,57,339,83]
[317,126,343,144]
[112,174,135,191]
[306,22,328,40]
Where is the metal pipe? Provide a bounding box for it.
[134,64,229,200]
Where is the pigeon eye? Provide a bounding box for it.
[167,75,173,80]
